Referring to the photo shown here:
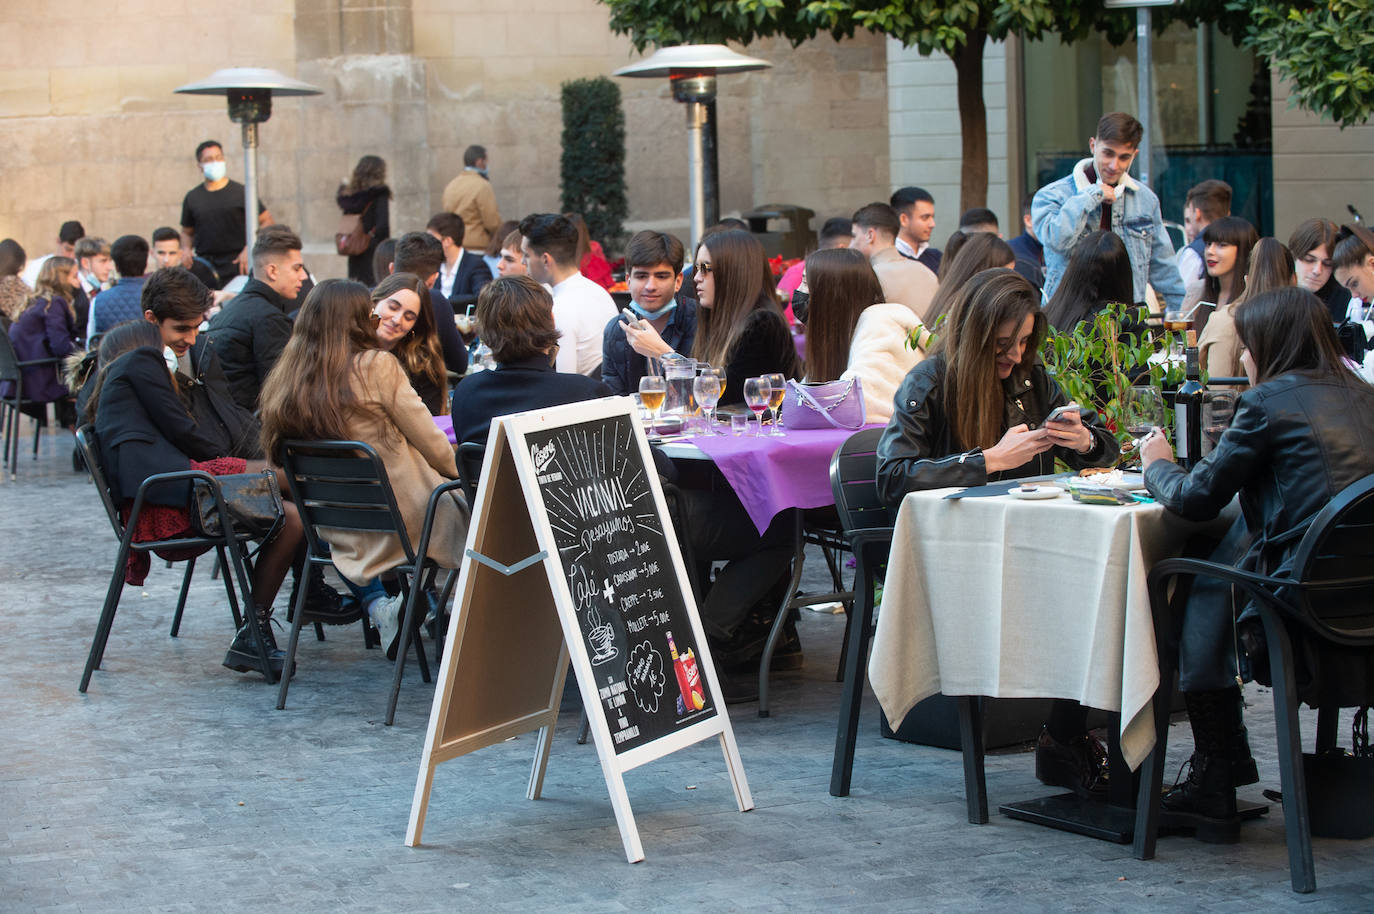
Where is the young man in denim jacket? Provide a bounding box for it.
[1032,112,1185,310]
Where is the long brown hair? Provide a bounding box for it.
[82,320,168,425]
[803,247,883,382]
[344,155,390,196]
[34,255,77,322]
[926,233,1016,324]
[1238,238,1295,304]
[1234,287,1357,387]
[370,272,448,414]
[259,279,382,460]
[935,268,1044,450]
[1201,216,1259,304]
[692,229,785,368]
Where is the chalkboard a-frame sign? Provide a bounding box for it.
[406,397,753,863]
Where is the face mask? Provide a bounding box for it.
[202,160,227,182]
[629,299,676,320]
[790,289,810,324]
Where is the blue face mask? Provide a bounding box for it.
[629,298,677,320]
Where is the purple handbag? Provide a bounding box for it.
[781,377,867,430]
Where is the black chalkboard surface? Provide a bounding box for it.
[524,413,716,754]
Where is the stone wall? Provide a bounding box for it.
[0,0,889,279]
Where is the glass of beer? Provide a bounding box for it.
[763,372,787,436]
[639,375,667,436]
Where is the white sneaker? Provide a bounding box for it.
[369,594,404,660]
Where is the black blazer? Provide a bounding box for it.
[94,348,225,507]
[446,250,494,309]
[450,355,612,445]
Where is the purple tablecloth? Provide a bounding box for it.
[686,425,881,533]
[435,414,456,444]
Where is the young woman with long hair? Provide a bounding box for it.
[84,320,305,679]
[336,155,392,286]
[370,272,448,415]
[877,267,1120,795]
[259,279,467,658]
[1043,231,1135,332]
[3,256,81,428]
[1141,287,1374,841]
[0,238,30,326]
[1198,237,1295,378]
[925,233,1017,325]
[622,229,799,406]
[1333,222,1374,304]
[1289,217,1351,321]
[1184,216,1259,316]
[802,247,929,423]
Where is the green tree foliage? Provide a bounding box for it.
[1233,0,1374,128]
[561,76,629,250]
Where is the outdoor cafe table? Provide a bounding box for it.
[867,482,1234,842]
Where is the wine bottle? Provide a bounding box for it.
[1174,332,1204,469]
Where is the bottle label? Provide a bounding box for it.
[1175,402,1189,459]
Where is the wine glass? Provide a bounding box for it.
[639,375,666,436]
[743,377,770,437]
[693,373,721,436]
[1123,386,1165,461]
[706,365,727,404]
[763,372,787,436]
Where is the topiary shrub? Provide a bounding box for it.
[561,76,628,253]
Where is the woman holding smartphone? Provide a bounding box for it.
[877,268,1120,795]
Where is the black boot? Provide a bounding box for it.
[289,566,359,626]
[1160,752,1240,842]
[1228,688,1259,786]
[223,611,293,681]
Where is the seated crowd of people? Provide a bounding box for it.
[10,113,1374,846]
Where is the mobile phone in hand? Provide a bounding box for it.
[1045,405,1081,424]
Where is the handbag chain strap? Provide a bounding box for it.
[791,378,855,413]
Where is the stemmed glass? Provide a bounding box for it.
[639,375,666,437]
[763,372,787,436]
[1123,386,1166,463]
[743,377,770,437]
[692,373,722,436]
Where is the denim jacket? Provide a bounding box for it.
[1032,157,1185,309]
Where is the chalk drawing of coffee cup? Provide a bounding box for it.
[586,605,618,665]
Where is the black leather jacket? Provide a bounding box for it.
[876,355,1118,505]
[1145,371,1374,573]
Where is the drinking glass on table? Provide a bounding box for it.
[1123,386,1166,460]
[693,373,722,436]
[763,372,787,437]
[743,377,770,437]
[1162,303,1203,362]
[639,375,666,436]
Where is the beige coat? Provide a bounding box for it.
[440,170,501,251]
[324,350,468,584]
[1197,300,1243,380]
[869,246,939,322]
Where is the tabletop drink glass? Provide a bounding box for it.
[639,375,667,436]
[1123,386,1166,462]
[693,373,721,436]
[743,377,770,437]
[763,372,786,437]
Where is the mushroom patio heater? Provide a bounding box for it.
[174,67,323,253]
[614,45,771,251]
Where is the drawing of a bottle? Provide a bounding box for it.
[666,631,705,715]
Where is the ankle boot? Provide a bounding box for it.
[1228,689,1259,786]
[223,610,292,681]
[1160,751,1240,843]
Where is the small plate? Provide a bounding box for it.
[1011,485,1060,500]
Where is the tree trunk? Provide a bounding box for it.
[951,29,989,213]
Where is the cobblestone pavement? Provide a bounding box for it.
[3,430,1372,911]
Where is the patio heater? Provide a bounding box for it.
[614,45,771,251]
[1105,0,1180,187]
[174,68,323,254]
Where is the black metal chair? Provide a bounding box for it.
[1134,473,1374,893]
[75,424,263,692]
[457,441,486,506]
[276,440,465,725]
[0,332,64,478]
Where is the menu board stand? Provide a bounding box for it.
[406,398,753,863]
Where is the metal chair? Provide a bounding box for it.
[457,441,486,506]
[1134,473,1374,893]
[75,424,263,692]
[276,440,464,725]
[0,332,64,478]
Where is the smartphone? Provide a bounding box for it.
[1045,405,1081,424]
[620,307,642,327]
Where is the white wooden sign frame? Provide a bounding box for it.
[407,397,753,862]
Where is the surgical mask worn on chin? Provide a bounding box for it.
[202,161,227,182]
[629,299,677,320]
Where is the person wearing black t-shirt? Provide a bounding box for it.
[180,140,272,289]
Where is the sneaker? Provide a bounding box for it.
[222,619,294,681]
[369,594,405,661]
[1035,727,1109,798]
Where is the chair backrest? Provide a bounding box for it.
[74,424,128,540]
[280,440,418,568]
[457,441,485,506]
[1290,473,1374,643]
[829,427,894,536]
[0,332,21,384]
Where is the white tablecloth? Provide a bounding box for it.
[868,487,1229,770]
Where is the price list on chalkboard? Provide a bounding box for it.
[524,414,716,754]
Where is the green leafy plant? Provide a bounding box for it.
[1041,302,1182,459]
[561,76,629,252]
